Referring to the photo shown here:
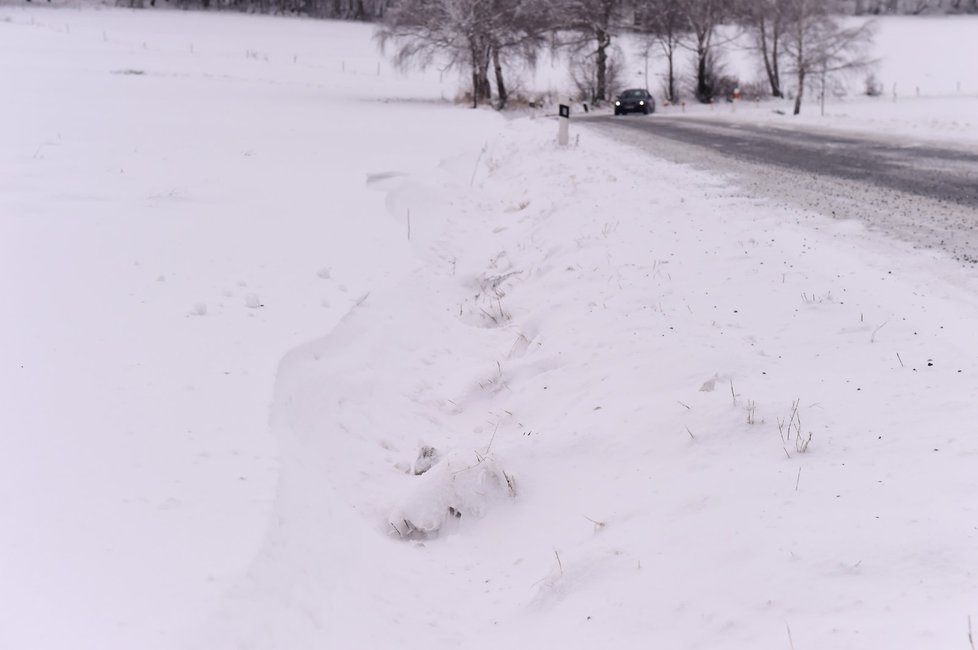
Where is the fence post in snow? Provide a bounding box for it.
[557,104,569,146]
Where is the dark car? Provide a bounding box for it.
[614,88,655,115]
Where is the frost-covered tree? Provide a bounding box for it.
[847,0,976,13]
[555,0,627,103]
[633,0,688,103]
[379,0,548,108]
[678,0,728,102]
[736,0,789,97]
[782,0,876,114]
[166,0,388,19]
[486,0,551,107]
[379,0,492,107]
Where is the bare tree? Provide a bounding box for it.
[378,0,491,107]
[737,0,788,97]
[487,0,550,107]
[557,0,627,103]
[378,0,547,108]
[634,0,687,103]
[782,0,876,114]
[679,0,729,102]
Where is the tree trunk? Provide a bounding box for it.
[492,46,508,109]
[758,18,783,98]
[696,45,709,102]
[595,29,611,103]
[665,43,676,103]
[471,68,479,108]
[693,21,715,103]
[793,68,805,114]
[469,43,491,107]
[470,44,480,108]
[479,42,492,102]
[666,53,675,102]
[659,37,677,103]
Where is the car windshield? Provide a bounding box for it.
[621,90,646,98]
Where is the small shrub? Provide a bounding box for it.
[691,50,734,103]
[715,75,741,102]
[737,80,769,102]
[865,73,884,96]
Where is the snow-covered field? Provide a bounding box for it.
[2,5,978,650]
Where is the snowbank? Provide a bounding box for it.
[3,5,978,650]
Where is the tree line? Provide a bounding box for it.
[116,0,389,20]
[123,0,978,19]
[845,0,978,13]
[114,0,974,113]
[380,0,881,113]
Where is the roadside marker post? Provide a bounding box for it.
[557,104,570,146]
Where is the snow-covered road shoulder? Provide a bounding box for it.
[235,115,978,649]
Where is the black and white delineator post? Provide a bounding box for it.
[557,104,570,146]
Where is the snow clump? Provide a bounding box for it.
[388,450,516,539]
[412,445,440,475]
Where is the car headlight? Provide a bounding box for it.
[639,100,644,105]
[615,101,620,106]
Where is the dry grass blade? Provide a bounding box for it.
[584,515,606,532]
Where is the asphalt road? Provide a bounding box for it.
[586,114,978,209]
